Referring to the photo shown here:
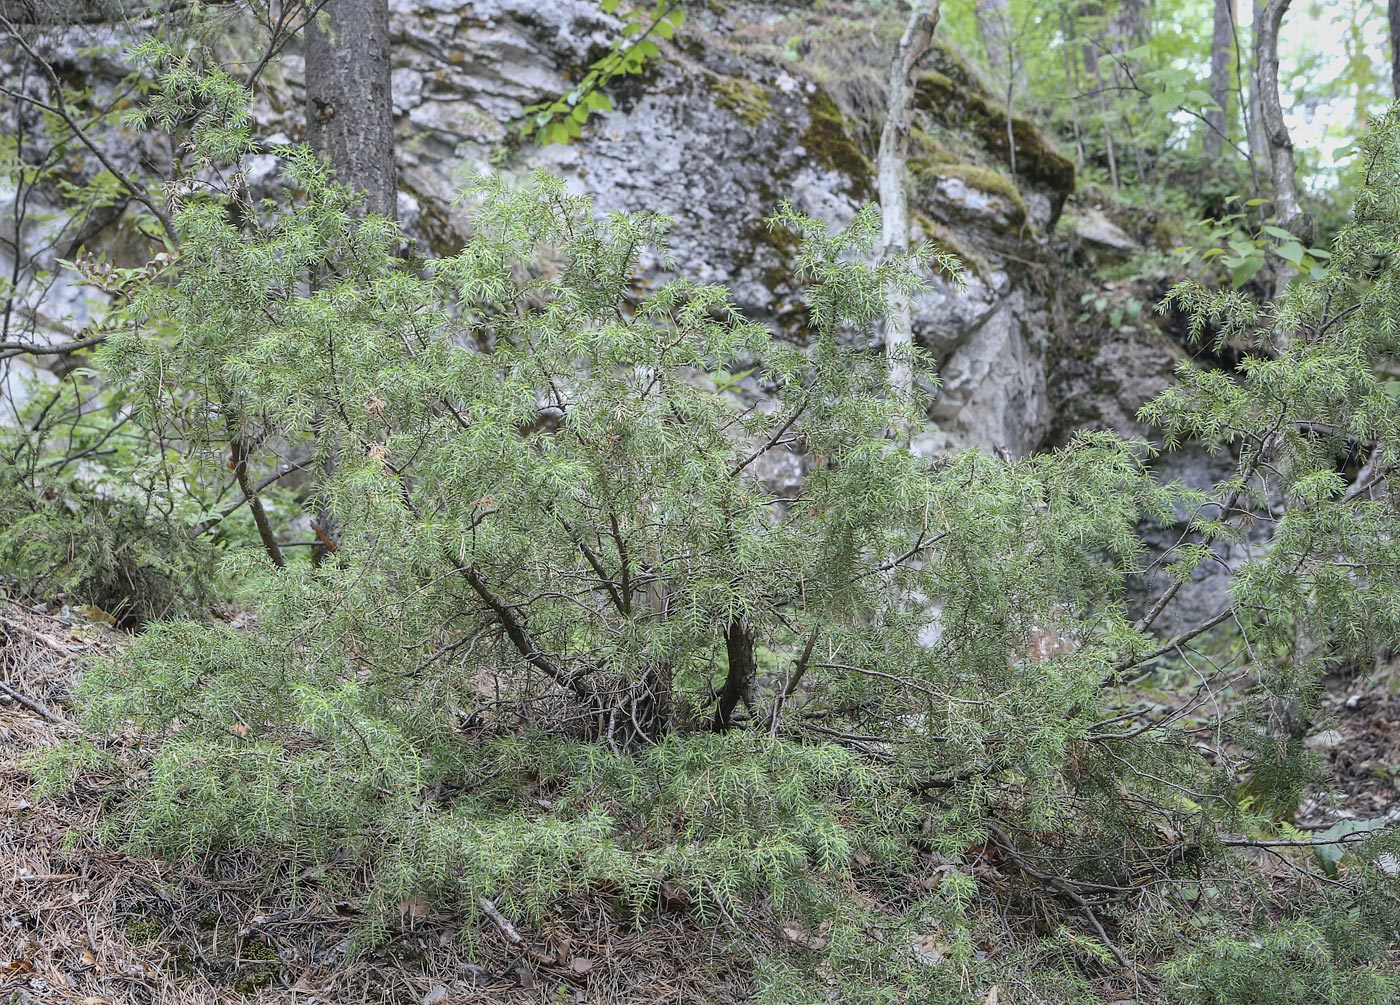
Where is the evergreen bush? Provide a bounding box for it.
[26,57,1400,1001]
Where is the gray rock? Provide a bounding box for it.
[1066,206,1138,257]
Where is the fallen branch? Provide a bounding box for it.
[0,678,66,725]
[478,897,524,945]
[0,613,76,655]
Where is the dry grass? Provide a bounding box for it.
[0,599,750,1005]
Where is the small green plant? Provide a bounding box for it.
[521,0,685,144]
[1176,196,1332,289]
[26,48,1400,1005]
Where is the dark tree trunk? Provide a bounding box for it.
[303,0,396,563]
[1205,0,1234,160]
[1391,0,1400,100]
[304,0,397,219]
[713,618,756,730]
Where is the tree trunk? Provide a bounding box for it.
[1205,0,1235,161]
[975,0,1012,78]
[303,0,396,563]
[1390,0,1400,100]
[1082,40,1120,190]
[1254,0,1308,292]
[878,0,941,403]
[712,618,756,731]
[304,0,397,219]
[1058,2,1086,167]
[1254,0,1300,227]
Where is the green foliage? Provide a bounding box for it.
[0,369,219,624]
[1164,913,1398,1005]
[1174,197,1333,290]
[521,0,685,144]
[25,43,1400,1004]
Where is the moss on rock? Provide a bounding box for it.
[710,73,771,127]
[915,56,1075,219]
[919,161,1029,232]
[802,88,874,198]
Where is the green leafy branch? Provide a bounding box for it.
[1176,197,1332,289]
[521,0,685,145]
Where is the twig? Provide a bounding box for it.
[478,897,523,945]
[0,613,75,655]
[730,401,807,477]
[456,562,589,699]
[0,20,177,243]
[987,824,1130,970]
[1219,832,1378,848]
[189,460,309,537]
[227,431,286,568]
[768,626,819,736]
[0,677,66,724]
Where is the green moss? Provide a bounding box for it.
[909,126,954,161]
[801,88,873,198]
[927,38,983,92]
[710,74,771,127]
[914,63,1075,216]
[922,162,1029,230]
[229,937,281,994]
[935,163,1023,206]
[123,917,166,944]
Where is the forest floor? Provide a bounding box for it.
[0,599,750,1005]
[2,597,1396,1005]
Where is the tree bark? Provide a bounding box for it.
[1245,0,1272,174]
[304,0,396,563]
[1205,0,1235,161]
[1254,0,1308,293]
[878,0,941,402]
[1254,0,1300,228]
[1390,0,1400,100]
[1057,2,1086,167]
[712,618,756,731]
[1082,40,1120,190]
[304,0,397,219]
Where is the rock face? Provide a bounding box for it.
[3,1,1080,457]
[1,0,1236,630]
[246,0,1077,458]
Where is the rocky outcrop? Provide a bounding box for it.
[2,0,1246,629]
[4,1,1079,457]
[246,0,1078,457]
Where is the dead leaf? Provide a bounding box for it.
[228,723,250,738]
[984,984,1000,1005]
[910,932,947,966]
[659,880,690,907]
[780,921,831,951]
[569,956,594,974]
[399,895,429,924]
[422,984,448,1005]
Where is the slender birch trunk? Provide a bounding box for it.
[879,0,941,404]
[1254,0,1307,294]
